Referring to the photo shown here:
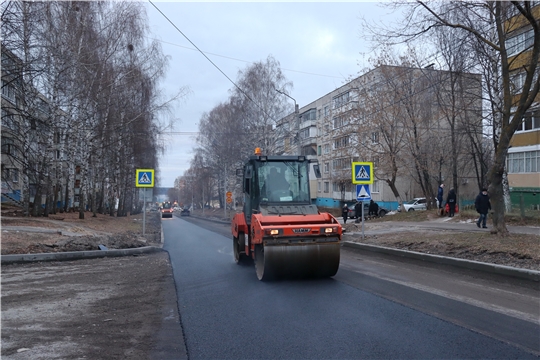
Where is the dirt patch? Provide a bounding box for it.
[1,211,162,255]
[1,251,181,359]
[341,219,540,271]
[1,210,183,359]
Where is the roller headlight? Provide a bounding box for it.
[323,227,338,234]
[265,229,281,236]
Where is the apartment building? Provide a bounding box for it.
[1,47,24,205]
[277,65,482,210]
[1,46,72,211]
[506,5,540,210]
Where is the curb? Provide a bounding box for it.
[1,246,165,265]
[343,241,540,282]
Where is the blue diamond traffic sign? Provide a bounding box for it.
[352,162,373,184]
[136,169,154,188]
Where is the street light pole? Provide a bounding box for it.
[275,88,297,113]
[275,88,300,153]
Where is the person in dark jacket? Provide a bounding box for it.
[342,204,349,224]
[354,201,362,223]
[437,183,445,209]
[446,188,457,217]
[475,188,491,228]
[368,200,379,217]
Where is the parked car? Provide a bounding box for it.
[348,202,388,219]
[161,201,173,218]
[402,198,427,212]
[180,208,190,217]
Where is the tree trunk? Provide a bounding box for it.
[487,149,508,236]
[91,182,97,217]
[64,175,70,213]
[32,182,42,217]
[43,181,51,217]
[79,188,85,219]
[385,179,404,211]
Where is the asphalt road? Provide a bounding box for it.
[162,216,540,359]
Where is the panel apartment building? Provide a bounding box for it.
[505,5,540,210]
[276,65,483,210]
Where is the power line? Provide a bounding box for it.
[148,1,263,114]
[148,38,346,80]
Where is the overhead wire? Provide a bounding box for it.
[148,37,346,80]
[148,0,268,118]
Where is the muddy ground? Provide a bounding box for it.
[1,210,184,359]
[1,210,162,255]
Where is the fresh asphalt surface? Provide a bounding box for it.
[162,216,539,359]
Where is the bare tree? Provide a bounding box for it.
[2,1,172,219]
[232,55,292,155]
[351,61,410,209]
[363,1,540,235]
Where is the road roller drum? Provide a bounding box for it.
[255,243,340,281]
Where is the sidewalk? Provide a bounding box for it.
[341,217,540,236]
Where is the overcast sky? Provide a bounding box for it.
[145,1,398,187]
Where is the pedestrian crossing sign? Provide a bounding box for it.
[136,169,154,188]
[352,162,373,184]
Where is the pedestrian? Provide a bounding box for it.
[342,204,349,224]
[354,201,362,223]
[446,188,457,217]
[475,188,491,229]
[368,199,379,217]
[437,183,445,210]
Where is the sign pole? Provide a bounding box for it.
[136,169,154,238]
[361,200,365,240]
[352,161,373,242]
[143,188,146,236]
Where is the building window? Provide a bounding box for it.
[1,137,17,156]
[372,180,380,193]
[2,168,19,183]
[372,156,379,168]
[324,106,329,117]
[371,132,379,144]
[332,182,339,192]
[333,116,344,129]
[317,182,321,193]
[333,136,349,149]
[507,150,539,173]
[54,131,62,144]
[511,69,540,95]
[317,145,321,156]
[301,108,317,121]
[324,182,329,193]
[323,144,330,154]
[517,112,540,132]
[332,91,350,109]
[324,162,329,173]
[299,128,310,139]
[511,71,527,94]
[507,29,534,57]
[1,80,16,102]
[1,109,18,132]
[332,158,351,170]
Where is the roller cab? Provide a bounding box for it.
[231,149,342,281]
